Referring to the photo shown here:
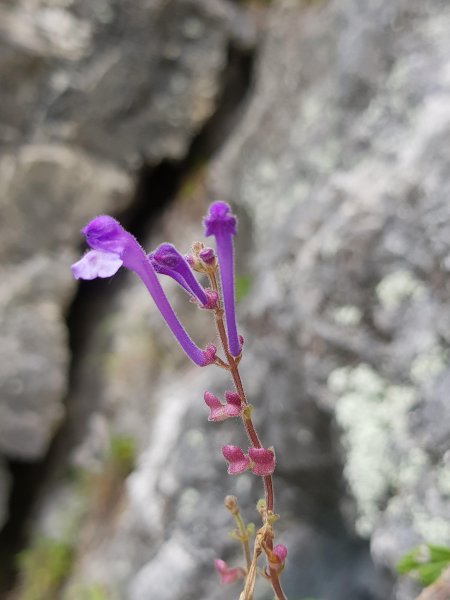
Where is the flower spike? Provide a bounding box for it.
[149,243,210,307]
[203,201,241,357]
[72,216,212,366]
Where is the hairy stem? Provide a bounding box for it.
[208,272,287,600]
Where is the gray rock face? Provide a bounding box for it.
[2,0,450,599]
[0,144,133,459]
[0,0,246,166]
[211,0,450,596]
[0,0,248,463]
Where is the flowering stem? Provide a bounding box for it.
[208,272,287,600]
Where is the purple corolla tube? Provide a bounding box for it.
[203,201,241,357]
[71,216,215,367]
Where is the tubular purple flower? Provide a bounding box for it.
[72,216,215,367]
[203,201,241,356]
[149,243,208,306]
[148,251,193,296]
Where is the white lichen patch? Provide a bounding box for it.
[329,363,417,536]
[436,464,450,499]
[332,305,362,326]
[413,513,450,546]
[376,269,425,309]
[410,346,448,384]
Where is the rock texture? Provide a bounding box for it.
[211,0,450,598]
[0,0,255,592]
[0,0,249,462]
[1,0,450,599]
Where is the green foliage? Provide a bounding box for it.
[17,538,73,600]
[79,584,109,600]
[235,274,252,302]
[396,543,450,586]
[64,583,110,600]
[108,434,136,476]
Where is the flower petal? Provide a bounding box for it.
[222,445,250,474]
[204,391,227,421]
[272,544,288,563]
[203,201,237,236]
[248,447,275,476]
[71,250,123,280]
[82,215,130,254]
[203,202,241,356]
[214,559,244,584]
[151,243,208,306]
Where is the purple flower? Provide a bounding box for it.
[149,243,209,306]
[203,201,241,357]
[71,250,123,280]
[71,216,215,367]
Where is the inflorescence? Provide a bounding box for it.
[71,201,287,600]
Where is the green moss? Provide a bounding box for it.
[17,538,74,600]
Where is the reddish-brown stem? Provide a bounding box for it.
[208,272,286,600]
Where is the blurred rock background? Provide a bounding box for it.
[0,0,449,598]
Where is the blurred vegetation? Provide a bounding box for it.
[235,274,253,302]
[13,434,135,599]
[107,435,136,478]
[65,583,109,600]
[396,543,450,586]
[17,538,73,600]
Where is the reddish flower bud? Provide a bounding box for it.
[185,254,195,266]
[268,544,288,572]
[204,391,242,421]
[201,344,217,366]
[273,544,288,563]
[222,445,250,474]
[248,447,275,476]
[214,559,245,584]
[200,289,218,310]
[199,246,216,264]
[224,391,241,410]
